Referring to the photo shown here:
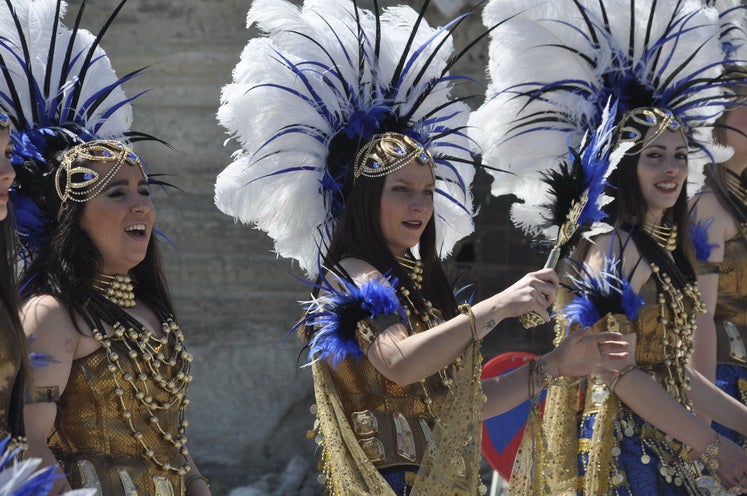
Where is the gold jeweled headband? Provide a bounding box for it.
[0,112,9,129]
[55,139,147,209]
[353,132,435,181]
[615,107,685,155]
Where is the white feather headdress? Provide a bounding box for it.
[0,0,139,140]
[215,0,478,277]
[470,0,733,239]
[0,0,149,258]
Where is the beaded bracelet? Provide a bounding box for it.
[698,433,721,472]
[528,356,556,411]
[458,303,479,342]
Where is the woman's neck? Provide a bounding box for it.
[644,210,664,226]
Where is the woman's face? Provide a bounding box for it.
[79,160,154,274]
[723,103,747,166]
[0,127,15,221]
[636,128,688,224]
[379,160,435,257]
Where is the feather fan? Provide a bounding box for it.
[561,254,644,333]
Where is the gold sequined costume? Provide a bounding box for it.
[309,282,484,496]
[510,241,704,496]
[707,234,747,447]
[712,235,747,368]
[49,333,189,496]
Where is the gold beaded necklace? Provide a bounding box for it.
[395,256,462,418]
[643,222,678,252]
[396,256,424,290]
[649,262,704,408]
[93,274,136,308]
[92,307,193,475]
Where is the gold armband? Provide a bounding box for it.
[356,313,403,349]
[28,386,60,403]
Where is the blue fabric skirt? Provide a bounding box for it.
[578,412,700,495]
[379,466,418,495]
[714,363,747,446]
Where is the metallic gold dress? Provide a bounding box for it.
[711,235,747,446]
[310,293,484,496]
[49,333,189,496]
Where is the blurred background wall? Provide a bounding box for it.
[62,0,554,493]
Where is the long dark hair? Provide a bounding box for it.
[0,205,29,438]
[0,205,28,372]
[303,172,457,341]
[604,117,695,272]
[20,169,175,331]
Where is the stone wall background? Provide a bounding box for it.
[62,0,554,493]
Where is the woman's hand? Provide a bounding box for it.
[543,327,630,379]
[492,268,559,323]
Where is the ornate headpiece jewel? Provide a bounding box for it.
[354,133,434,181]
[0,113,9,130]
[616,108,685,155]
[55,140,146,208]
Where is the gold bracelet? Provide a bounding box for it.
[698,433,721,472]
[528,359,537,411]
[458,303,479,342]
[534,355,555,390]
[609,364,637,393]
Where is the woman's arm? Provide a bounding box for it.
[365,266,559,386]
[184,456,211,496]
[22,295,80,496]
[688,365,747,434]
[608,338,747,488]
[481,327,629,418]
[690,193,729,383]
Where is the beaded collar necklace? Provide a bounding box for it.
[643,222,678,252]
[396,256,424,290]
[93,274,136,308]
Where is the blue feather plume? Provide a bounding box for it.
[690,216,718,261]
[541,99,620,235]
[296,270,406,367]
[561,255,643,333]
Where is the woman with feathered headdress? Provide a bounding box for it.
[0,1,210,494]
[214,0,630,494]
[688,0,747,456]
[471,0,747,494]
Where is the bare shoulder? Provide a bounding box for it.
[337,257,384,282]
[690,189,728,220]
[21,294,78,340]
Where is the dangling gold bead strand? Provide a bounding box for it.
[396,256,424,290]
